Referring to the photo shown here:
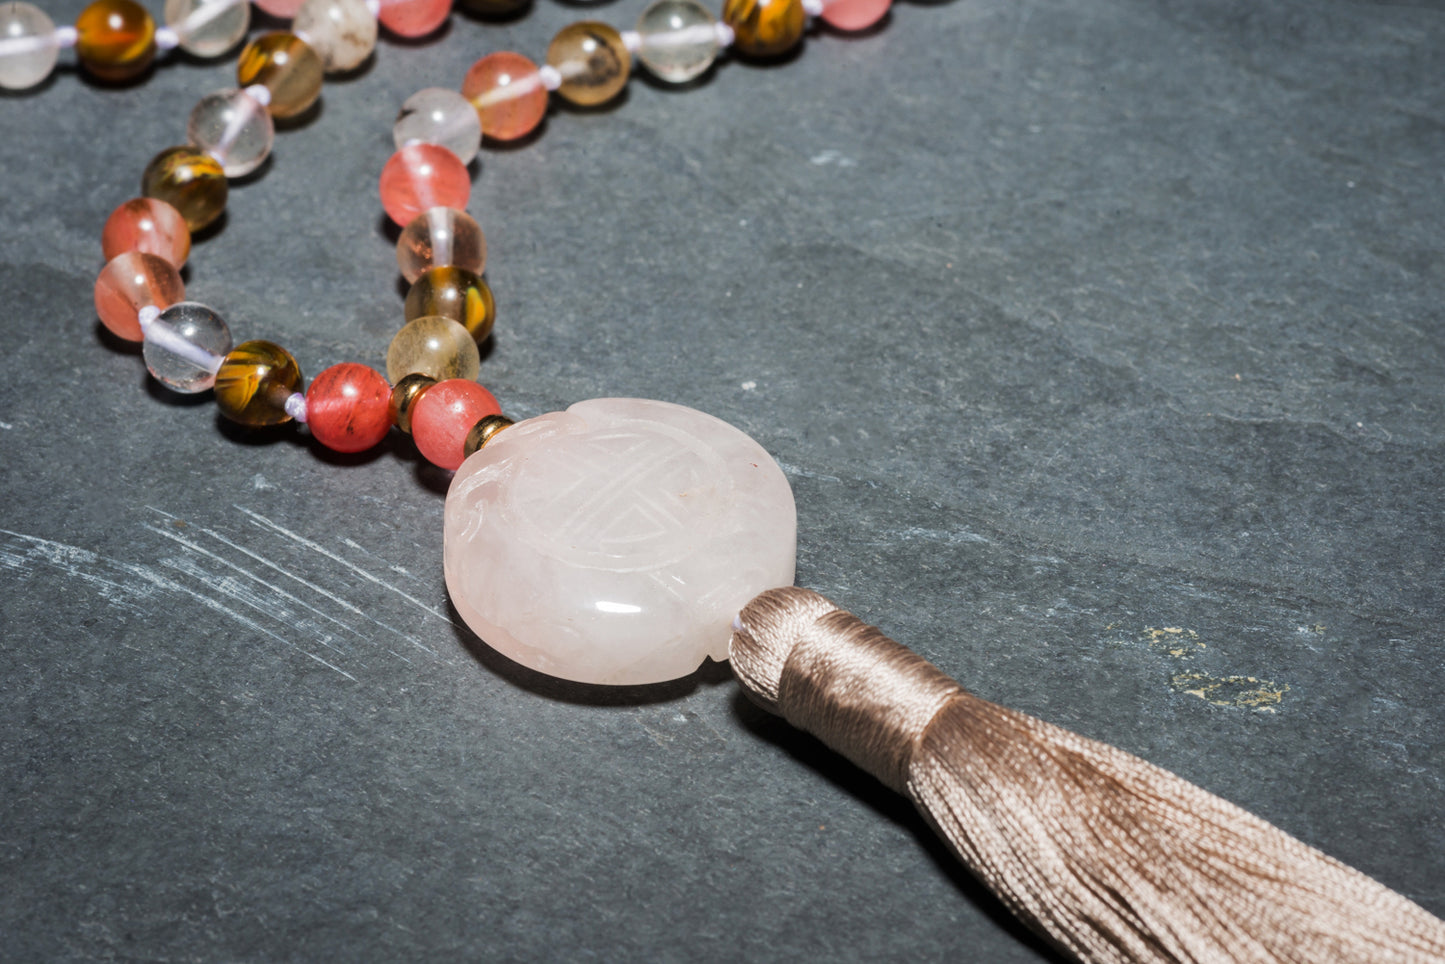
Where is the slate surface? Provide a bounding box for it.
[1,0,1442,960]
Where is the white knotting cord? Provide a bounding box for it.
[284,392,308,423]
[620,30,641,53]
[538,65,562,91]
[155,26,180,50]
[245,84,272,107]
[714,22,735,49]
[54,26,78,49]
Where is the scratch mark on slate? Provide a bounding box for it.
[147,507,435,657]
[237,506,460,631]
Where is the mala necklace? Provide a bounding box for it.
[13,0,1445,958]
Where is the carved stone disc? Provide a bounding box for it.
[444,398,797,685]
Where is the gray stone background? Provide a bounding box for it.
[2,0,1442,959]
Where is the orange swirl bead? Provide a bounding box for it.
[75,0,156,82]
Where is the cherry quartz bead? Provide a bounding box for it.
[377,0,450,38]
[101,198,191,268]
[461,52,549,142]
[252,0,305,16]
[819,0,890,31]
[306,363,393,453]
[94,252,185,341]
[378,144,471,227]
[410,379,502,470]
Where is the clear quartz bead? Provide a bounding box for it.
[143,301,234,393]
[292,0,376,73]
[393,88,483,166]
[635,0,720,85]
[0,2,59,90]
[187,88,275,177]
[164,0,249,58]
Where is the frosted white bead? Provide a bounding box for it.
[165,0,250,58]
[445,398,797,686]
[0,2,59,90]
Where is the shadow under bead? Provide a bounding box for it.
[722,0,805,57]
[215,340,303,426]
[141,147,229,233]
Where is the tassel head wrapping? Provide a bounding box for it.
[731,586,1445,964]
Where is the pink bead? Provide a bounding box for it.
[411,378,501,470]
[101,198,191,268]
[377,0,449,38]
[378,143,471,227]
[94,252,185,341]
[820,0,890,31]
[306,363,393,453]
[461,52,549,143]
[252,0,305,16]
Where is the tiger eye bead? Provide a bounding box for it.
[722,0,804,57]
[76,0,156,82]
[546,22,631,107]
[386,316,481,383]
[404,266,496,342]
[141,147,228,233]
[215,340,304,426]
[388,372,436,434]
[236,32,324,119]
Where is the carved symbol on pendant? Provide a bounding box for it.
[504,420,732,570]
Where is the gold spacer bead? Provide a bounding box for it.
[462,414,515,458]
[389,373,437,435]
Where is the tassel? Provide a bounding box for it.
[730,587,1445,964]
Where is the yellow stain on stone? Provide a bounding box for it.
[1170,672,1289,712]
[1142,626,1205,659]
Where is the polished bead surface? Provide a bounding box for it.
[94,252,185,341]
[394,88,483,166]
[722,0,804,57]
[404,266,495,342]
[388,372,436,434]
[141,146,228,232]
[0,2,59,90]
[76,0,156,81]
[635,0,719,84]
[252,0,304,16]
[215,340,304,426]
[462,413,513,458]
[187,88,275,177]
[444,398,798,685]
[819,0,888,30]
[292,0,376,73]
[546,21,630,107]
[101,198,191,267]
[376,0,449,38]
[386,316,481,384]
[164,0,249,58]
[461,52,548,142]
[378,143,471,227]
[236,33,324,119]
[144,301,233,393]
[306,363,392,452]
[396,207,487,284]
[411,379,501,470]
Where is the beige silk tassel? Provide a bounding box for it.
[729,587,1445,964]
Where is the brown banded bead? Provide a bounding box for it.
[404,266,496,343]
[215,340,303,426]
[141,147,228,233]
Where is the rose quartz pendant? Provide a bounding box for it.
[444,399,797,685]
